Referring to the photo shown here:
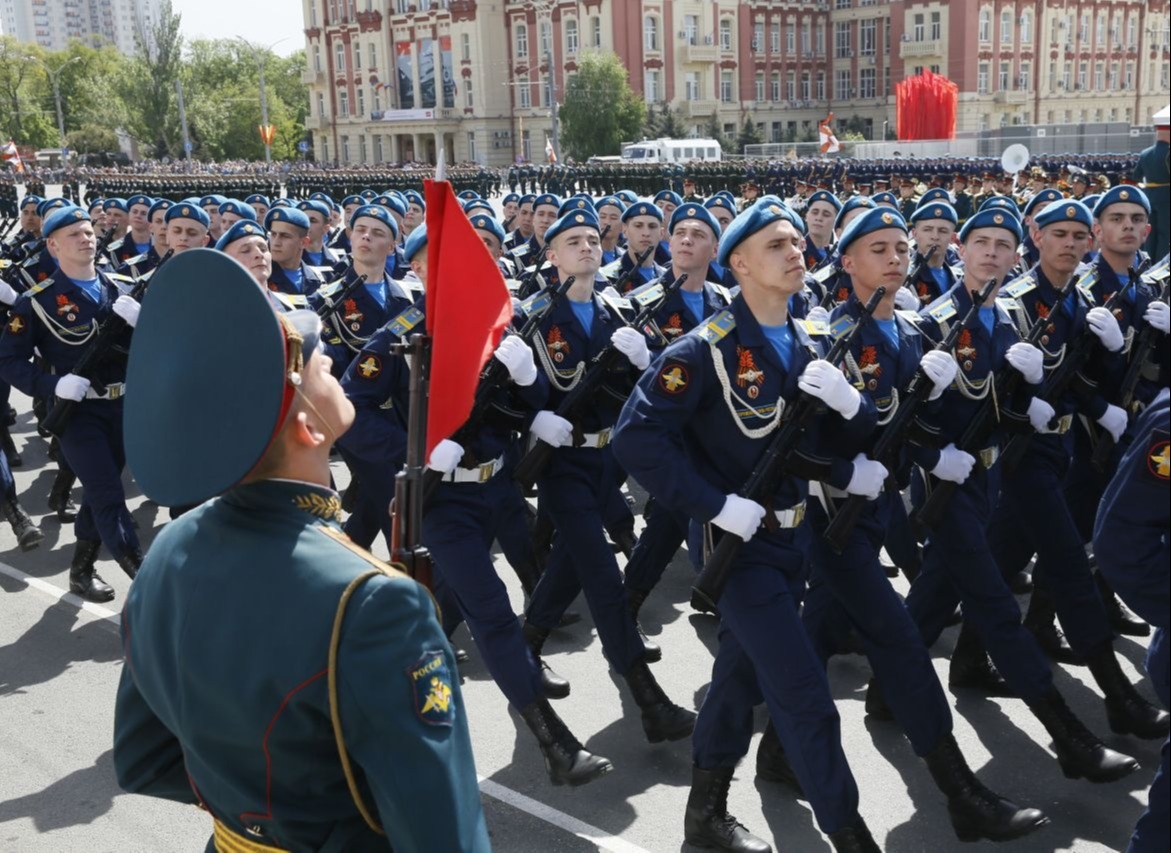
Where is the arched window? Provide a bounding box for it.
[644,16,660,52]
[565,19,579,54]
[1021,11,1032,44]
[515,23,528,57]
[978,8,991,43]
[1000,9,1013,44]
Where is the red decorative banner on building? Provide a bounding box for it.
[895,70,958,141]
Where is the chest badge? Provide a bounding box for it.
[343,299,364,331]
[56,294,79,321]
[663,313,684,338]
[547,325,570,362]
[858,345,882,389]
[736,347,765,399]
[956,329,977,372]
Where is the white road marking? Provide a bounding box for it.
[2,560,653,853]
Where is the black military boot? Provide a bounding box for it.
[1028,687,1139,782]
[683,765,772,852]
[1094,570,1150,638]
[47,466,78,522]
[1024,586,1083,665]
[1085,645,1170,740]
[0,424,21,467]
[3,498,43,551]
[522,620,570,699]
[755,720,805,798]
[626,587,662,663]
[69,539,114,603]
[116,547,144,580]
[948,623,1015,697]
[827,818,881,853]
[923,733,1050,842]
[623,658,696,743]
[518,698,613,787]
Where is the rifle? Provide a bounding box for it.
[42,248,174,438]
[1090,264,1166,471]
[314,272,369,320]
[911,274,1079,534]
[611,244,656,295]
[420,274,576,506]
[817,261,845,310]
[823,278,996,554]
[998,274,1131,473]
[903,245,938,292]
[389,332,433,588]
[691,286,886,611]
[93,226,117,261]
[514,272,690,491]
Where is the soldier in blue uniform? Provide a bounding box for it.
[162,202,211,255]
[105,193,152,268]
[803,189,840,270]
[115,199,171,280]
[112,249,490,852]
[266,207,329,299]
[296,199,342,268]
[907,202,961,307]
[1095,387,1170,853]
[614,200,881,853]
[604,201,665,293]
[0,206,145,600]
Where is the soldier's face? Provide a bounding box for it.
[166,219,210,253]
[841,228,910,299]
[668,221,717,274]
[710,207,733,231]
[912,220,955,255]
[960,228,1019,287]
[476,230,502,259]
[1093,203,1150,256]
[533,205,558,239]
[503,202,518,220]
[220,212,244,229]
[350,219,394,265]
[547,227,601,278]
[253,203,270,222]
[225,235,272,286]
[106,208,127,231]
[268,223,309,266]
[518,204,534,235]
[203,206,222,237]
[47,221,97,267]
[19,207,39,233]
[1034,222,1093,276]
[731,220,806,297]
[129,204,150,232]
[805,202,836,243]
[624,215,661,255]
[150,211,169,246]
[405,203,424,229]
[305,213,327,244]
[596,205,621,236]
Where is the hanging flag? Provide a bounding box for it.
[423,178,513,457]
[1,139,24,173]
[544,136,557,163]
[258,125,276,146]
[818,113,841,155]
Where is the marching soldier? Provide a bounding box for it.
[1133,107,1170,261]
[604,201,664,293]
[266,207,328,299]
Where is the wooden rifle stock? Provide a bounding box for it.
[389,333,433,587]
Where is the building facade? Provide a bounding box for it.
[0,0,163,55]
[302,0,1170,166]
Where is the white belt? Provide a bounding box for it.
[1036,414,1073,435]
[442,454,504,484]
[576,428,612,449]
[769,501,807,529]
[86,382,125,400]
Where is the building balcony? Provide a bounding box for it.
[302,68,324,85]
[682,42,719,63]
[899,38,943,59]
[685,99,722,118]
[304,115,327,130]
[994,90,1029,104]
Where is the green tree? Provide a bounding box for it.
[704,112,731,152]
[66,123,120,155]
[659,103,685,138]
[0,37,55,146]
[736,116,763,153]
[642,102,660,139]
[126,0,184,157]
[558,52,645,160]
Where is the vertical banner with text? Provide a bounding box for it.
[440,35,456,108]
[418,38,436,109]
[396,41,415,109]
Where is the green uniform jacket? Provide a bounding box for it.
[114,479,490,853]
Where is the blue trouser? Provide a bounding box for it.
[906,465,1054,703]
[0,448,14,500]
[882,481,922,572]
[424,475,542,710]
[1063,421,1112,543]
[988,437,1114,658]
[692,524,859,835]
[1130,652,1169,853]
[492,446,541,581]
[525,446,643,676]
[339,452,394,550]
[623,495,688,593]
[57,400,137,560]
[803,493,951,756]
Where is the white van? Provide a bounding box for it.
[621,138,722,164]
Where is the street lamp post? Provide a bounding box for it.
[237,37,289,165]
[40,56,82,162]
[528,0,560,162]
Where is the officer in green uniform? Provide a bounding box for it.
[112,250,490,853]
[1133,106,1170,261]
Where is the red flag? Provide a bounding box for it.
[423,179,513,457]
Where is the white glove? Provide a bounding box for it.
[0,280,19,306]
[798,359,862,419]
[1086,306,1124,352]
[1096,404,1128,443]
[426,439,465,474]
[711,494,767,542]
[805,305,831,325]
[112,294,141,328]
[55,373,91,402]
[894,287,921,311]
[920,349,958,400]
[493,334,538,386]
[1143,300,1170,334]
[610,326,651,370]
[931,444,976,484]
[1027,397,1056,432]
[845,453,889,500]
[530,410,573,448]
[1006,342,1044,385]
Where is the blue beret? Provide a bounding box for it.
[1034,199,1092,230]
[463,199,495,216]
[308,191,334,205]
[199,194,228,207]
[616,190,639,206]
[807,190,842,212]
[668,203,722,239]
[533,193,562,212]
[219,200,257,221]
[872,191,899,207]
[502,192,521,205]
[518,193,537,207]
[349,204,399,239]
[296,200,331,220]
[147,199,173,220]
[245,194,271,207]
[958,207,1024,244]
[271,198,293,208]
[1080,194,1102,211]
[917,188,951,206]
[558,195,596,217]
[595,195,626,213]
[374,194,407,217]
[1023,188,1065,218]
[165,203,212,229]
[978,195,1021,217]
[86,197,105,212]
[127,194,153,209]
[704,195,736,215]
[265,206,310,231]
[621,201,663,223]
[545,209,600,245]
[181,196,203,206]
[215,219,267,251]
[38,198,69,218]
[20,194,42,210]
[103,197,128,212]
[359,188,378,201]
[125,249,323,507]
[653,190,683,207]
[403,224,428,262]
[910,202,958,226]
[341,195,364,207]
[716,191,737,205]
[1093,185,1150,218]
[716,200,804,268]
[835,196,877,231]
[837,207,909,256]
[457,190,480,201]
[470,214,506,245]
[404,190,425,210]
[42,205,91,239]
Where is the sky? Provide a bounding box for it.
[171,0,306,56]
